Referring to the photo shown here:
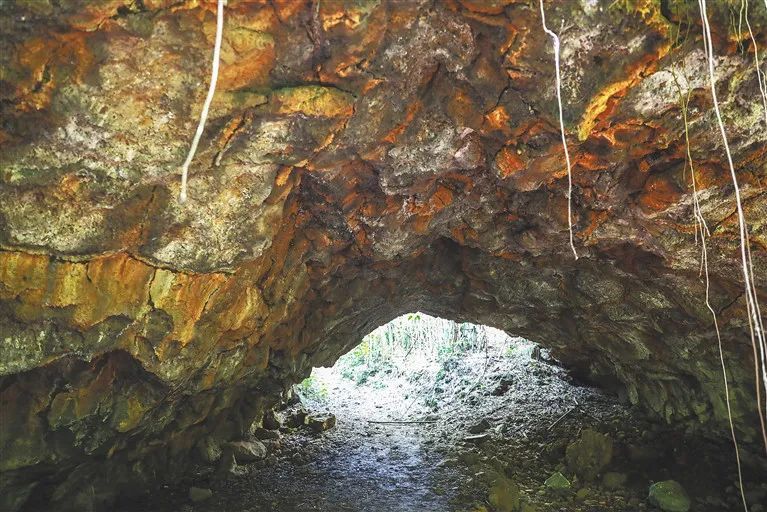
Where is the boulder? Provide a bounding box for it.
[565,429,613,481]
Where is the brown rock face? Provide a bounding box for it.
[1,1,765,509]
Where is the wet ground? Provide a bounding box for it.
[118,339,767,512]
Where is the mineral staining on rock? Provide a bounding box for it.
[0,0,766,510]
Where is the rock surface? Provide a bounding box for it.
[0,0,765,509]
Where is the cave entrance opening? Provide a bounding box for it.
[295,312,543,426]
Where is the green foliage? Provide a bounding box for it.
[334,313,494,386]
[297,375,328,400]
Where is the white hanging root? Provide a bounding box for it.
[742,0,767,130]
[539,0,578,260]
[179,0,226,204]
[698,0,767,455]
[742,3,767,428]
[703,212,750,512]
[675,72,749,512]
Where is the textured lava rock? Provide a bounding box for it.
[0,1,766,510]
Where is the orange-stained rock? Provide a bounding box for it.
[0,2,765,510]
[494,146,526,179]
[483,106,512,135]
[639,174,683,213]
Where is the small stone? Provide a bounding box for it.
[464,433,491,443]
[492,377,514,396]
[602,471,627,490]
[520,502,538,512]
[575,487,590,500]
[225,439,267,463]
[306,413,336,433]
[545,471,571,491]
[648,480,691,512]
[189,487,212,502]
[468,418,491,434]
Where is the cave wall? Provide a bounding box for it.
[1,0,766,509]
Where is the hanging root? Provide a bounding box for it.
[699,0,767,464]
[179,0,226,204]
[539,0,578,260]
[742,4,767,415]
[673,69,749,512]
[741,0,767,129]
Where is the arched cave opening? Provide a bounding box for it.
[108,313,766,512]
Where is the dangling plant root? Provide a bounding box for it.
[737,0,767,458]
[739,0,767,129]
[698,0,767,462]
[673,70,749,512]
[539,0,578,260]
[179,0,226,204]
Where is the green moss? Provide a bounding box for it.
[544,471,571,491]
[648,480,691,512]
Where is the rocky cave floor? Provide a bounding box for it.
[115,340,767,512]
